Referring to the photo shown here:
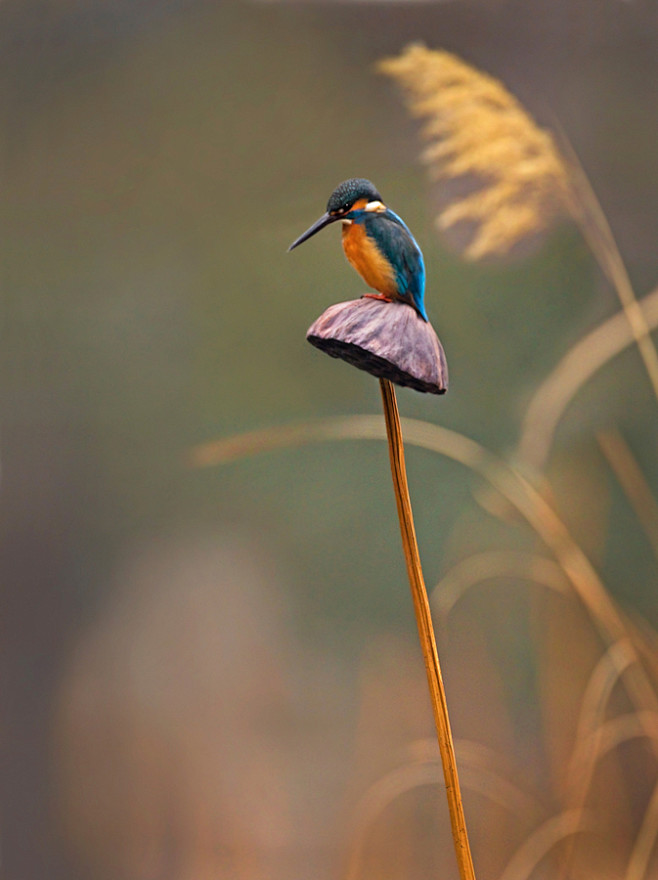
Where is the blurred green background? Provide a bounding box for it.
[3,1,658,878]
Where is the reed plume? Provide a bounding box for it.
[379,43,658,409]
[378,44,570,260]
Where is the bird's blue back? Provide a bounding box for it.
[354,208,427,321]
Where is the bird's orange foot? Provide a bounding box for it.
[362,293,393,303]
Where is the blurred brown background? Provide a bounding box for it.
[2,1,658,878]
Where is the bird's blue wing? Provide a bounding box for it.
[365,210,427,321]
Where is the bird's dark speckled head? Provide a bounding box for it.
[288,178,384,252]
[327,178,382,215]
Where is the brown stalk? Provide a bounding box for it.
[379,377,476,880]
[597,427,658,564]
[560,139,658,405]
[516,286,658,473]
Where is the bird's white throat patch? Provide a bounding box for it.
[341,218,353,226]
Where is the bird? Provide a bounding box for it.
[288,178,428,322]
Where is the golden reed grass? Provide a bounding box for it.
[597,427,658,564]
[191,413,658,878]
[377,44,570,261]
[517,285,658,472]
[432,550,570,621]
[191,414,655,725]
[344,738,545,880]
[192,52,658,876]
[379,44,658,406]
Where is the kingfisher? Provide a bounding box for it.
[288,178,428,322]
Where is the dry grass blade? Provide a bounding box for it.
[378,378,476,880]
[559,640,638,880]
[192,414,657,726]
[188,416,390,468]
[597,428,658,564]
[431,550,570,620]
[516,286,658,472]
[570,640,639,772]
[344,739,544,880]
[378,44,571,259]
[573,712,658,787]
[621,613,658,689]
[407,738,545,820]
[189,414,487,474]
[497,809,591,880]
[562,705,658,859]
[557,137,658,404]
[342,760,450,880]
[451,740,546,821]
[399,421,634,656]
[625,778,658,880]
[196,414,658,874]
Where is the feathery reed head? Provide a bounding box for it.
[378,44,572,259]
[307,296,448,394]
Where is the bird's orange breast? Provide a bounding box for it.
[341,222,397,296]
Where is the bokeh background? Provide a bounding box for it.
[3,1,658,878]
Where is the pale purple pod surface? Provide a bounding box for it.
[307,296,448,395]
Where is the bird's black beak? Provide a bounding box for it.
[288,212,338,251]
